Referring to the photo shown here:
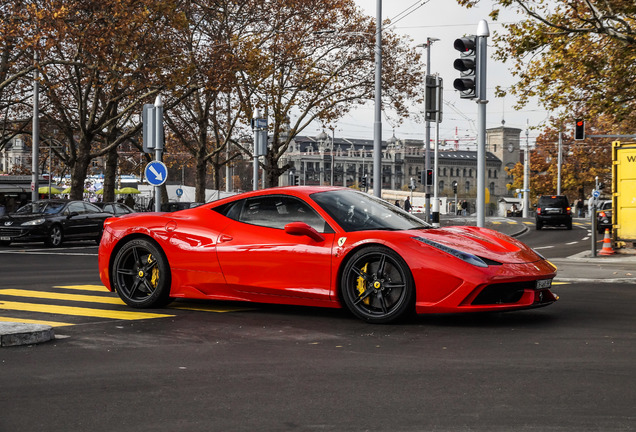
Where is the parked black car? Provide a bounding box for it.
[0,200,111,247]
[596,200,612,234]
[535,195,572,230]
[160,202,203,212]
[94,202,135,216]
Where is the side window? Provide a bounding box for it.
[239,196,329,232]
[84,202,102,213]
[67,202,86,214]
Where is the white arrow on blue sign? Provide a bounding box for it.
[145,161,168,186]
[592,190,600,198]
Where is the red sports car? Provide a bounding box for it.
[98,187,558,323]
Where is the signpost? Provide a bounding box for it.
[142,96,165,211]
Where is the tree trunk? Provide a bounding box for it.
[103,147,119,202]
[70,152,91,200]
[195,154,207,203]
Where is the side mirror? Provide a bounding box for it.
[67,211,79,219]
[284,222,325,243]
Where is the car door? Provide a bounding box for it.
[215,195,335,302]
[60,202,87,238]
[83,202,108,237]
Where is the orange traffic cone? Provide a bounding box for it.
[599,228,615,256]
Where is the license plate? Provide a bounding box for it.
[0,236,10,241]
[536,279,552,289]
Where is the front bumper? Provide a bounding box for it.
[0,226,48,243]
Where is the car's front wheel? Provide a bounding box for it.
[111,238,172,308]
[340,246,414,324]
[45,224,63,247]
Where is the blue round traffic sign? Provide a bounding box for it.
[592,190,600,198]
[145,161,168,186]
[176,188,183,197]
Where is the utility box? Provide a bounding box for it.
[612,141,636,241]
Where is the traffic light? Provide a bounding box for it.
[426,169,433,186]
[360,176,367,189]
[453,36,477,99]
[575,119,585,140]
[452,181,458,194]
[294,175,300,186]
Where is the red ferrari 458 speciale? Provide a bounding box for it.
[98,187,557,323]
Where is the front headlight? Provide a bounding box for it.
[412,236,492,268]
[22,218,46,226]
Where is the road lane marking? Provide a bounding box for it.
[55,285,109,292]
[0,289,124,305]
[0,301,174,320]
[534,246,554,250]
[566,242,578,245]
[0,316,74,327]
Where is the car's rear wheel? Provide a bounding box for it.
[45,224,63,247]
[536,220,543,230]
[340,246,414,324]
[111,238,172,308]
[0,240,11,247]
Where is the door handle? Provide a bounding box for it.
[218,234,233,243]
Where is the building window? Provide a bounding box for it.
[465,181,470,193]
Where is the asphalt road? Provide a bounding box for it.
[1,226,635,431]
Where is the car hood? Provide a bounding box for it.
[410,225,542,264]
[0,213,52,223]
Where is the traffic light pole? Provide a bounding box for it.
[475,20,489,228]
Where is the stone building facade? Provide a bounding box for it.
[280,126,522,202]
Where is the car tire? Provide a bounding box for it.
[45,224,64,247]
[0,240,11,247]
[340,246,414,324]
[111,238,172,308]
[536,221,543,230]
[566,221,573,230]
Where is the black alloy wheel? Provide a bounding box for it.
[111,238,172,308]
[45,224,64,247]
[341,246,414,324]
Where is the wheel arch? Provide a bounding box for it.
[335,241,410,304]
[108,233,171,292]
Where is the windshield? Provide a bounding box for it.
[311,189,430,232]
[15,201,66,215]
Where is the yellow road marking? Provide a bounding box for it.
[522,221,534,225]
[553,281,570,285]
[0,289,124,305]
[54,285,109,292]
[0,301,174,320]
[0,316,74,327]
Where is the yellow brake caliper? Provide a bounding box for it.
[148,254,159,288]
[356,263,370,304]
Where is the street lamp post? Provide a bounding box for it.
[372,0,382,198]
[522,120,530,218]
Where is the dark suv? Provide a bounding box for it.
[536,195,572,230]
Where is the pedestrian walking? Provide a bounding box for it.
[576,198,584,217]
[404,197,412,213]
[124,194,135,209]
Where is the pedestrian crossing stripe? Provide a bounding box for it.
[0,289,124,305]
[0,316,74,327]
[54,284,110,292]
[0,301,174,320]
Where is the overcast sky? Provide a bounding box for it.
[322,0,553,146]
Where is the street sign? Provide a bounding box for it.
[145,161,168,186]
[592,189,600,198]
[176,188,183,197]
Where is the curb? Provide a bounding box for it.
[0,322,55,347]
